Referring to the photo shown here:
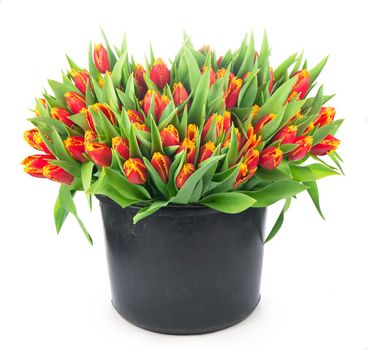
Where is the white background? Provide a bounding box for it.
[0,0,367,349]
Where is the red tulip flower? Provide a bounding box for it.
[21,154,54,178]
[43,164,74,185]
[127,109,144,124]
[64,136,87,163]
[86,103,116,131]
[50,107,74,127]
[85,142,112,167]
[93,43,110,74]
[123,158,147,185]
[151,152,172,183]
[254,113,276,134]
[71,70,90,94]
[198,141,215,164]
[314,107,336,127]
[187,124,198,142]
[259,146,283,169]
[178,138,196,164]
[150,58,170,89]
[175,163,195,189]
[160,124,180,147]
[311,134,340,156]
[225,77,243,109]
[64,91,86,114]
[173,82,189,106]
[134,64,148,97]
[288,136,313,161]
[112,137,130,160]
[289,69,310,100]
[272,125,297,144]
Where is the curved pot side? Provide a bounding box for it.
[98,195,266,334]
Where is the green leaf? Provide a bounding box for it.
[58,185,93,245]
[289,163,339,182]
[309,56,329,85]
[243,180,308,207]
[183,46,202,90]
[253,76,297,125]
[54,186,71,233]
[264,197,291,243]
[143,157,169,198]
[172,155,225,204]
[81,161,94,209]
[102,73,118,110]
[304,181,325,219]
[188,66,210,125]
[133,201,170,224]
[273,53,297,81]
[200,192,256,214]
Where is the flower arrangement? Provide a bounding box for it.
[22,32,343,244]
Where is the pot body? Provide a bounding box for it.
[98,195,266,334]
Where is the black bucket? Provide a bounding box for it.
[97,195,266,334]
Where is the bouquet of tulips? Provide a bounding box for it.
[22,31,343,244]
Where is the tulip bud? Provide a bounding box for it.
[71,69,90,94]
[251,104,260,117]
[112,137,130,160]
[64,91,86,114]
[151,152,172,183]
[311,134,340,156]
[272,125,297,144]
[84,130,97,143]
[201,65,216,87]
[158,95,170,120]
[314,107,336,127]
[175,163,195,189]
[42,164,74,185]
[216,68,227,79]
[93,43,110,74]
[177,138,196,164]
[202,113,224,140]
[223,111,232,132]
[133,122,149,132]
[127,109,144,124]
[198,141,215,164]
[85,142,112,167]
[134,64,148,97]
[245,149,260,170]
[24,128,43,151]
[86,103,116,131]
[269,67,274,94]
[217,56,223,66]
[21,154,54,178]
[233,149,260,188]
[34,98,46,116]
[142,89,161,117]
[288,136,313,161]
[50,107,74,127]
[24,129,51,153]
[289,70,310,100]
[222,128,243,150]
[303,122,314,135]
[187,124,198,141]
[123,158,147,185]
[160,124,180,147]
[225,77,243,109]
[173,82,189,106]
[242,124,262,155]
[64,136,87,163]
[199,45,210,54]
[150,58,170,89]
[254,113,276,134]
[259,146,283,170]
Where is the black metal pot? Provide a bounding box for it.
[97,195,266,334]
